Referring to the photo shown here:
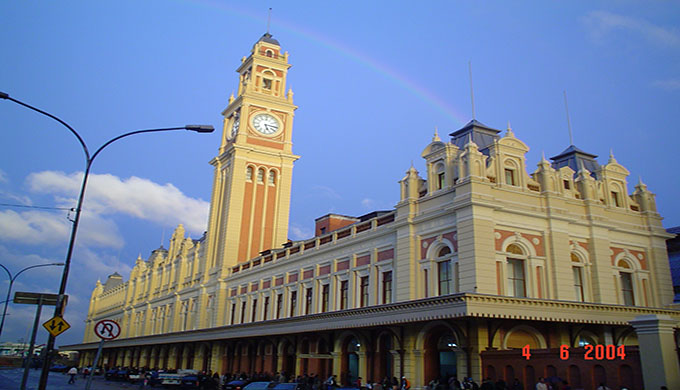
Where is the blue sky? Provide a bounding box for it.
[0,1,678,346]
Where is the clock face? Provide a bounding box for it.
[252,113,280,135]
[231,117,240,138]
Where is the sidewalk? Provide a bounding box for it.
[0,368,141,390]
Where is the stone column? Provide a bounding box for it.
[330,351,341,376]
[629,314,680,390]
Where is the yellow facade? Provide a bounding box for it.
[72,34,680,390]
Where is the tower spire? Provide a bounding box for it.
[469,61,476,120]
[267,8,272,34]
[563,90,574,146]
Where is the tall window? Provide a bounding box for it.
[505,168,516,186]
[507,259,526,297]
[257,168,265,184]
[437,172,445,190]
[573,267,584,302]
[437,247,453,295]
[382,271,393,304]
[611,191,621,207]
[360,276,369,307]
[571,253,585,302]
[230,302,236,325]
[263,296,269,321]
[240,301,247,324]
[340,280,348,310]
[276,294,283,319]
[321,284,329,312]
[438,260,451,295]
[621,272,635,305]
[423,269,429,297]
[251,299,258,322]
[290,291,297,316]
[268,171,276,185]
[246,166,253,181]
[305,287,313,314]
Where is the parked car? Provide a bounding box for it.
[244,381,276,390]
[128,368,142,382]
[225,380,251,390]
[49,364,68,372]
[105,368,119,380]
[115,368,130,381]
[272,383,305,390]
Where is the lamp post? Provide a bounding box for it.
[0,91,214,390]
[0,263,65,338]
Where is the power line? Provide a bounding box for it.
[0,203,73,211]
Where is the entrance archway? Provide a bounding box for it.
[424,327,460,383]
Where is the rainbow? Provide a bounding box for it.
[185,0,469,126]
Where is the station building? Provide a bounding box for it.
[66,33,680,390]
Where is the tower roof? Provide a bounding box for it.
[257,32,280,46]
[449,119,501,155]
[550,144,600,176]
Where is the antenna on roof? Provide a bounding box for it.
[563,90,574,146]
[469,61,476,120]
[267,8,272,34]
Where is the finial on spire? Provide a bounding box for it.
[608,148,617,163]
[433,126,441,142]
[505,121,514,137]
[228,92,235,104]
[563,90,574,146]
[267,8,272,34]
[469,61,476,120]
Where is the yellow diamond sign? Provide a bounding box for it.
[42,316,70,337]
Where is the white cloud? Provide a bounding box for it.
[309,185,342,200]
[289,224,313,240]
[0,208,123,248]
[26,171,209,235]
[361,198,376,209]
[651,79,680,90]
[583,11,680,48]
[0,169,7,184]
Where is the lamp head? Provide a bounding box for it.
[0,92,9,99]
[185,125,215,133]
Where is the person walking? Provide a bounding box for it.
[67,366,78,384]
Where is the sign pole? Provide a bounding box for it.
[85,339,105,390]
[20,296,44,390]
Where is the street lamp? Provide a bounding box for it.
[0,262,65,338]
[1,91,214,390]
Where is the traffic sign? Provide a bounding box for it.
[94,319,120,340]
[42,316,70,337]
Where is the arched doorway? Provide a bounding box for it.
[376,333,394,381]
[424,327,460,383]
[345,337,360,386]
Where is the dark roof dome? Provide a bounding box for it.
[258,32,280,46]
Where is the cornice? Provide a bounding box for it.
[65,293,680,351]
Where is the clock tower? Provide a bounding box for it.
[206,33,299,271]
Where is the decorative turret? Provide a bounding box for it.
[534,152,557,193]
[400,164,424,201]
[459,135,486,181]
[575,161,597,200]
[632,177,657,213]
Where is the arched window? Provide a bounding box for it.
[618,260,635,305]
[571,253,585,302]
[268,170,276,185]
[265,49,274,57]
[435,163,445,190]
[257,168,265,184]
[506,244,526,297]
[246,166,253,181]
[437,246,453,295]
[504,160,518,186]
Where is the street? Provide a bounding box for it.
[0,368,144,390]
